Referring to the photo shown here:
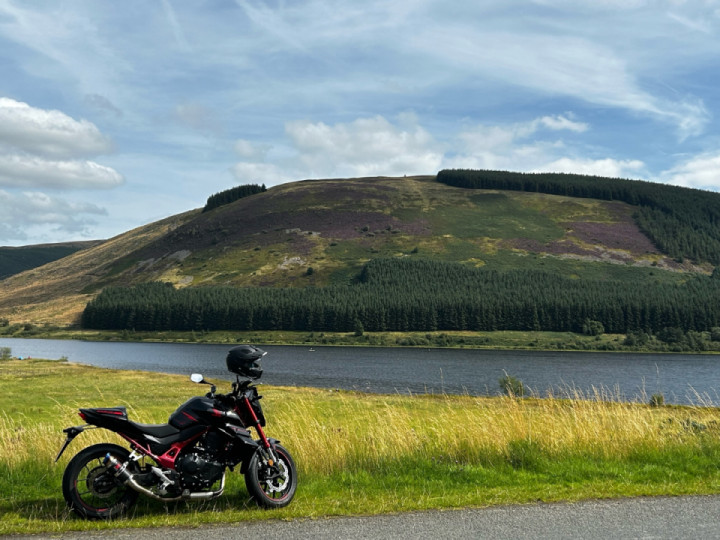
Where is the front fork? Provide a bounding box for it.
[240,396,280,467]
[243,396,277,456]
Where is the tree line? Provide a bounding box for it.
[202,183,266,213]
[436,169,720,265]
[82,258,720,334]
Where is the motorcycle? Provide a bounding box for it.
[55,345,297,519]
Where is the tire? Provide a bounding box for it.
[244,444,297,508]
[62,443,139,519]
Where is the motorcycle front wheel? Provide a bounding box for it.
[62,443,139,519]
[244,443,297,508]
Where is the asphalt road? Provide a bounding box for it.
[8,496,720,539]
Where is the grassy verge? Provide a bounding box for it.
[3,358,720,534]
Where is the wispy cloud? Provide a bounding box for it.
[160,0,191,51]
[412,28,709,139]
[0,189,106,241]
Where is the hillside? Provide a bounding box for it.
[97,175,701,287]
[0,241,101,279]
[0,211,197,324]
[438,169,720,265]
[0,175,711,326]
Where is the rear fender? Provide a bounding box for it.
[54,425,90,463]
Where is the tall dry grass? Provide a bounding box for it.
[262,385,720,476]
[1,365,718,474]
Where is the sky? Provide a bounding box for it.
[1,1,720,246]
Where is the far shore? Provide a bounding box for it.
[2,327,719,355]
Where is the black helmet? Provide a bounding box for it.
[226,345,266,379]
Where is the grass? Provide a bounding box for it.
[3,358,720,534]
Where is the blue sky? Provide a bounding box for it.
[1,1,719,246]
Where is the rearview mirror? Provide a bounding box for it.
[191,373,204,384]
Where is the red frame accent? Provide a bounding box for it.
[240,396,271,449]
[120,429,206,469]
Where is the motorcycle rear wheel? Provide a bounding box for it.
[244,444,297,508]
[62,443,139,519]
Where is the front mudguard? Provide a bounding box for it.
[239,438,281,475]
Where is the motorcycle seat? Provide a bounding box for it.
[128,421,180,438]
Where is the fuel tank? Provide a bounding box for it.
[169,396,227,429]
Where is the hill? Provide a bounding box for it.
[0,174,714,327]
[0,211,197,324]
[0,241,101,279]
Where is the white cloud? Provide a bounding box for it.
[0,98,112,157]
[533,158,646,178]
[450,115,592,171]
[0,155,123,189]
[667,12,712,35]
[231,115,444,183]
[0,98,124,190]
[231,113,642,185]
[160,0,191,51]
[285,115,443,177]
[0,2,133,99]
[0,97,122,240]
[660,153,720,190]
[458,115,583,152]
[537,115,588,133]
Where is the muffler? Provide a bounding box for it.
[104,454,225,501]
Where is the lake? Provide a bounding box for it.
[2,337,719,405]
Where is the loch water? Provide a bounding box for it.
[2,338,719,405]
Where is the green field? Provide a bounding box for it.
[3,358,720,534]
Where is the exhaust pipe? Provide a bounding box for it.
[104,454,225,502]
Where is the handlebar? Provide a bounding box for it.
[192,373,256,403]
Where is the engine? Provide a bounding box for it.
[176,450,224,491]
[175,432,232,491]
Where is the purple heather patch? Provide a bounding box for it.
[564,221,659,255]
[504,210,661,262]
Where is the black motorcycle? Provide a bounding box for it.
[55,345,297,519]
